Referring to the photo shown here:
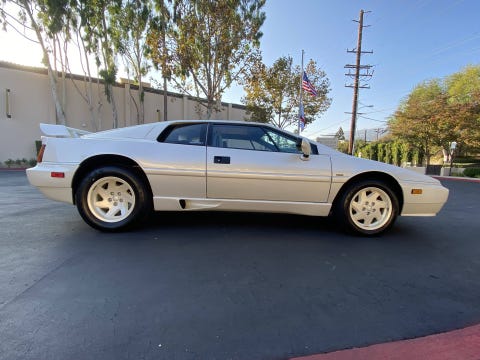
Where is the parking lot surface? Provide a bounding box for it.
[0,171,479,360]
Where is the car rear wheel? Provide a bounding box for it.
[335,180,399,236]
[75,166,150,231]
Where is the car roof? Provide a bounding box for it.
[83,120,300,141]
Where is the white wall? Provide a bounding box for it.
[0,62,247,161]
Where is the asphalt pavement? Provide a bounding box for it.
[0,171,479,360]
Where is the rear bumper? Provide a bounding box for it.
[26,163,78,204]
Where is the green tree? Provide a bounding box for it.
[243,56,295,128]
[445,65,480,152]
[391,140,401,166]
[367,142,378,160]
[149,0,266,119]
[335,127,345,140]
[389,66,480,162]
[243,56,331,129]
[377,142,385,164]
[337,141,349,154]
[383,142,392,164]
[111,0,153,124]
[388,80,457,165]
[80,0,121,128]
[446,65,480,103]
[400,142,411,165]
[147,0,174,121]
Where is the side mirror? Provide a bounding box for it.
[296,138,311,161]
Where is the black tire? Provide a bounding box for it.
[334,179,399,236]
[75,166,151,231]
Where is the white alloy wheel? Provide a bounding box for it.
[348,186,393,231]
[87,176,136,223]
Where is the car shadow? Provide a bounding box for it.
[144,210,336,233]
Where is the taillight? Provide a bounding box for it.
[37,144,46,163]
[51,172,65,178]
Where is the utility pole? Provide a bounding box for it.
[345,9,373,155]
[374,127,387,141]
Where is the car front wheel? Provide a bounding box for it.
[335,180,399,236]
[75,166,150,231]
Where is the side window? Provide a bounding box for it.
[158,123,207,146]
[264,129,301,154]
[210,125,277,151]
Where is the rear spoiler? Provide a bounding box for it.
[40,123,92,138]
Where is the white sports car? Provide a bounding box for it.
[27,120,449,235]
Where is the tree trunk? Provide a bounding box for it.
[206,96,213,119]
[22,1,66,125]
[138,83,145,124]
[109,84,118,128]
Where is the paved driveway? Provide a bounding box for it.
[0,171,479,360]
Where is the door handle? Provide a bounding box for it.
[214,156,230,164]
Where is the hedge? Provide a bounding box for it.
[463,168,480,178]
[355,140,424,166]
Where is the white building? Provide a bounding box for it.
[316,136,339,149]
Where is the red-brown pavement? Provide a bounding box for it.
[291,324,480,360]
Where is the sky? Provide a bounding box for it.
[1,0,480,140]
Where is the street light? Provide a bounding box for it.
[358,104,374,110]
[449,141,457,176]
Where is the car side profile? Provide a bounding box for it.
[27,120,449,235]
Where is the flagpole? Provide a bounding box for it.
[298,50,304,134]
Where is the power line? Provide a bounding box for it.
[306,118,350,138]
[358,115,387,123]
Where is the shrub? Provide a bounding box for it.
[464,168,480,178]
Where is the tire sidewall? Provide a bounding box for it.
[75,166,148,231]
[338,180,399,236]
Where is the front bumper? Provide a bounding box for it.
[400,182,449,216]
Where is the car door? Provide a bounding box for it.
[206,124,331,203]
[147,123,207,199]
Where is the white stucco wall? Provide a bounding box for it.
[0,62,247,161]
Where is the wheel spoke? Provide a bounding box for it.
[94,199,110,209]
[356,190,367,204]
[352,212,365,222]
[373,200,387,210]
[364,214,375,226]
[96,187,110,200]
[105,207,115,218]
[123,191,135,203]
[351,200,363,213]
[119,203,129,216]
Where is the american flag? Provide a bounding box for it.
[302,71,317,97]
[299,103,305,131]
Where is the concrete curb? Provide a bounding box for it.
[0,168,27,171]
[433,175,480,183]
